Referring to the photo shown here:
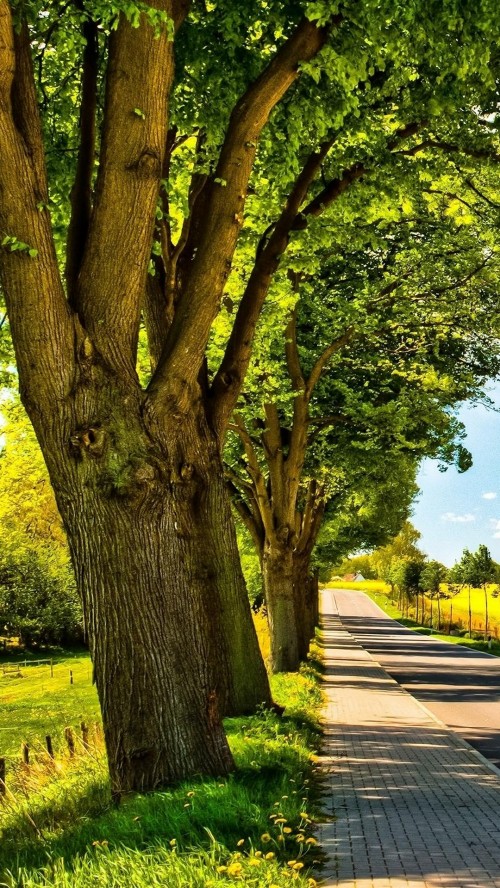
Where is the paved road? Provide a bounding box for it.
[333,588,500,769]
[320,588,500,887]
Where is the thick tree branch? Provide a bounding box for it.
[209,136,336,436]
[230,415,275,542]
[76,2,178,382]
[227,479,265,553]
[149,15,340,409]
[0,7,75,406]
[65,12,99,306]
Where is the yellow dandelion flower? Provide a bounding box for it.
[186,791,195,797]
[169,839,177,847]
[307,879,318,887]
[275,817,287,824]
[295,834,306,843]
[305,837,318,845]
[261,833,271,843]
[254,851,263,858]
[248,858,261,867]
[293,861,304,870]
[265,852,275,860]
[237,839,245,847]
[300,812,309,819]
[183,803,190,808]
[227,862,243,876]
[283,827,292,834]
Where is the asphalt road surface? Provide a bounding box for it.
[332,588,500,769]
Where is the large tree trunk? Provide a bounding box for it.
[263,545,300,672]
[292,553,318,661]
[202,471,272,715]
[31,375,269,792]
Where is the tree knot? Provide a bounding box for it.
[127,149,161,178]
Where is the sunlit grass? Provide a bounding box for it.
[0,653,323,888]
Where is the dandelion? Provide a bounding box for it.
[237,839,245,847]
[305,837,318,845]
[227,862,243,876]
[169,839,177,847]
[248,858,261,867]
[275,817,287,824]
[183,803,190,808]
[265,852,275,860]
[293,861,304,870]
[283,827,292,834]
[186,791,195,797]
[300,812,309,819]
[254,851,263,858]
[295,834,306,842]
[307,879,318,887]
[287,860,297,867]
[261,833,271,843]
[216,865,227,873]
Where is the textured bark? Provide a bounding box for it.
[292,554,318,661]
[203,471,272,714]
[25,369,236,792]
[263,546,299,673]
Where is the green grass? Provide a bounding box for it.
[0,659,323,888]
[0,653,100,759]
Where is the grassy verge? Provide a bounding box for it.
[347,585,500,658]
[0,658,323,888]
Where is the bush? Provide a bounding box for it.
[0,551,83,647]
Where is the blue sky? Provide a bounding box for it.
[412,382,500,567]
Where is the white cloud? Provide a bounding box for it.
[441,512,476,524]
[482,492,497,500]
[494,532,500,539]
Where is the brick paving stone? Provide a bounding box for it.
[318,589,500,888]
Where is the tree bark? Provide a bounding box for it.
[292,553,318,660]
[201,466,272,714]
[263,545,300,673]
[27,358,272,790]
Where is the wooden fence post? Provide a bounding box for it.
[81,722,90,751]
[46,735,54,759]
[64,727,75,757]
[0,757,5,795]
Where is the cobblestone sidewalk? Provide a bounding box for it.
[319,588,500,888]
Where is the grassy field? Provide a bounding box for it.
[0,654,100,760]
[328,580,500,656]
[0,627,323,888]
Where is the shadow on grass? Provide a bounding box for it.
[0,688,320,878]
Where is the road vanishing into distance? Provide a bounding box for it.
[332,588,500,770]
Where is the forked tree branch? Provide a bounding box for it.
[209,136,336,435]
[0,7,75,406]
[148,14,340,409]
[76,2,180,382]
